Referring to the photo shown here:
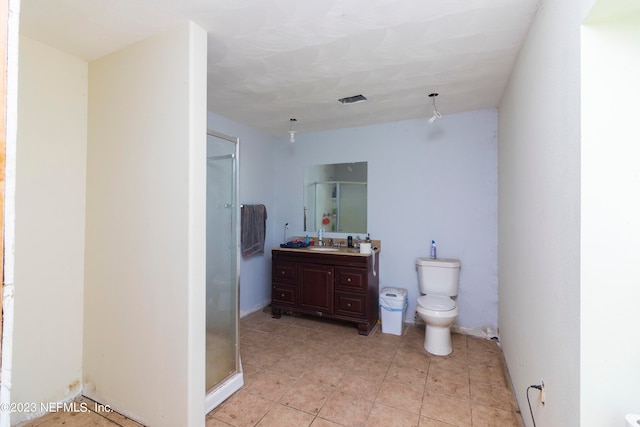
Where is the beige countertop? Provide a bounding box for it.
[274,238,381,257]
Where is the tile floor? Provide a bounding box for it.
[20,308,523,427]
[207,309,524,427]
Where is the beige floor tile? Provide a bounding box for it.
[206,416,235,426]
[243,370,298,402]
[375,379,424,414]
[270,354,315,379]
[255,403,315,427]
[335,372,383,401]
[280,381,333,415]
[385,362,428,387]
[317,350,358,369]
[393,346,431,370]
[426,374,470,400]
[421,390,472,427]
[469,364,509,389]
[211,388,274,427]
[365,402,420,427]
[318,391,374,427]
[302,364,348,390]
[289,315,325,329]
[259,334,295,352]
[311,417,344,427]
[429,354,469,373]
[346,357,391,381]
[419,416,459,426]
[428,362,469,384]
[241,329,278,348]
[313,318,362,336]
[470,381,519,411]
[471,403,523,427]
[451,334,468,353]
[467,336,501,353]
[363,339,401,362]
[253,319,295,335]
[241,346,282,370]
[400,340,425,353]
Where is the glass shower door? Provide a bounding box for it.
[205,131,242,409]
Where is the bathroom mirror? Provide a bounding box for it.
[304,162,367,234]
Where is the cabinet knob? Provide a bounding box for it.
[328,271,331,275]
[347,277,351,282]
[281,271,286,275]
[281,293,285,298]
[347,303,352,307]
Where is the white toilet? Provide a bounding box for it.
[415,257,461,356]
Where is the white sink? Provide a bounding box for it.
[309,247,340,252]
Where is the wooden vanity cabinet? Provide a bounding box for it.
[271,249,380,335]
[299,263,334,314]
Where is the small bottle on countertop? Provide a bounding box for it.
[430,240,437,259]
[365,233,371,243]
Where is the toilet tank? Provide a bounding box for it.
[416,258,461,296]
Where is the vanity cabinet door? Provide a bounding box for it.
[335,267,367,293]
[272,261,299,284]
[334,292,366,317]
[272,283,297,307]
[299,263,334,315]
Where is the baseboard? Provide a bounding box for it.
[451,325,499,342]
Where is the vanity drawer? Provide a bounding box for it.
[334,292,366,317]
[272,261,299,284]
[272,283,297,306]
[335,268,367,293]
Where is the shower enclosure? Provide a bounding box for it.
[205,130,243,412]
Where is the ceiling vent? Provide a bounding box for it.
[338,94,367,105]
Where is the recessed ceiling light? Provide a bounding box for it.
[338,94,367,105]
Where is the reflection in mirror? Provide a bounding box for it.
[304,162,367,234]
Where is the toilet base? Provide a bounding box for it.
[423,324,453,356]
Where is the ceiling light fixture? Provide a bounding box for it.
[428,93,443,123]
[338,94,367,105]
[288,118,297,143]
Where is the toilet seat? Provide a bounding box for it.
[417,295,455,311]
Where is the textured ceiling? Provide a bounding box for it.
[20,0,540,136]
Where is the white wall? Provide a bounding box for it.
[272,111,499,333]
[581,3,640,424]
[498,1,590,426]
[12,36,87,424]
[83,22,207,427]
[206,112,277,316]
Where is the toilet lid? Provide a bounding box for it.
[417,295,456,311]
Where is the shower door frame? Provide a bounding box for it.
[205,129,243,413]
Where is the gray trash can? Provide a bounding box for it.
[379,287,408,335]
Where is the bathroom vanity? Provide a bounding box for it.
[271,245,380,335]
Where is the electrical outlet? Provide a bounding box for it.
[540,379,545,405]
